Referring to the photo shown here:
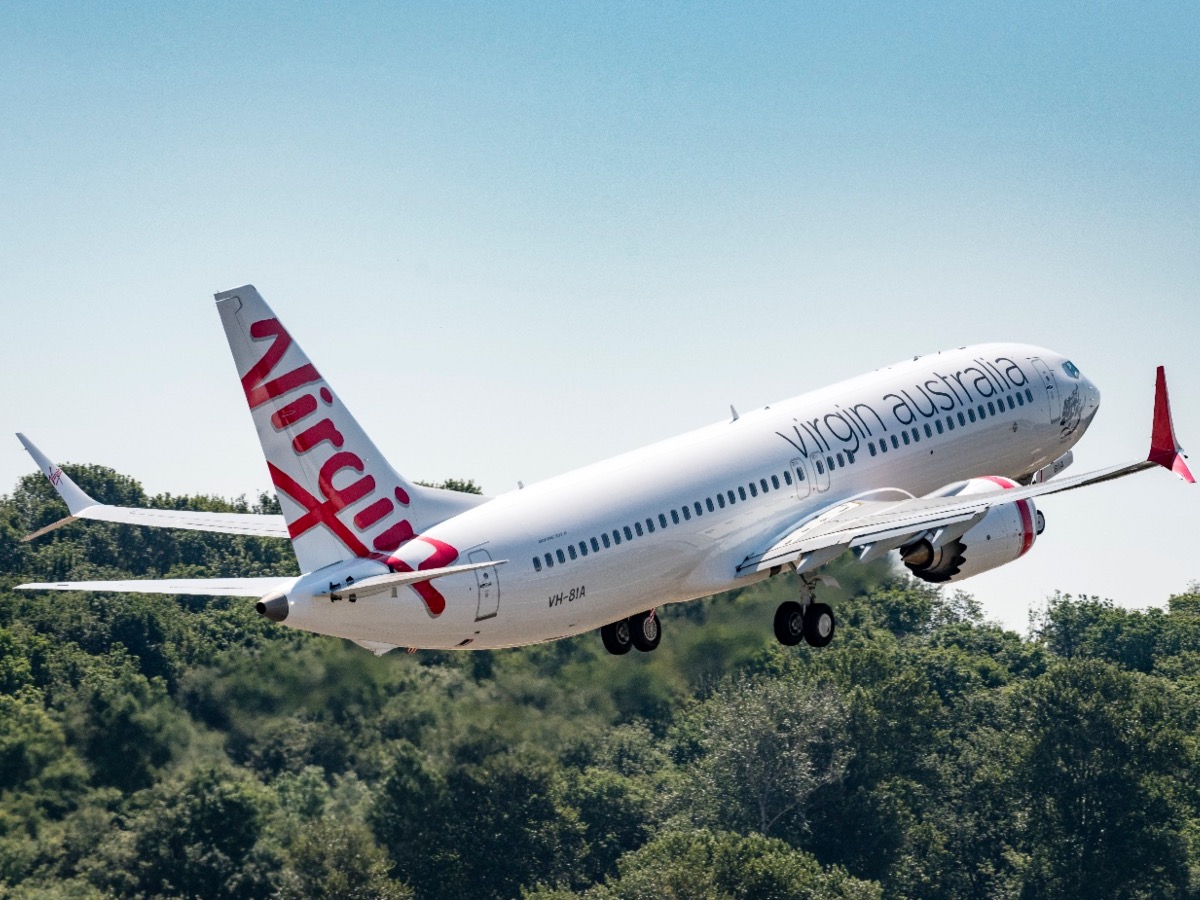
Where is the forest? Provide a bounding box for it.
[1,463,1198,899]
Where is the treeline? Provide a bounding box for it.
[1,465,1199,899]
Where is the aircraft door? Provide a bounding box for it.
[469,549,500,621]
[1030,358,1062,423]
[790,457,813,499]
[812,454,831,492]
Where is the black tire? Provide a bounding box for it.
[601,619,633,655]
[774,601,805,646]
[630,611,662,652]
[803,602,835,648]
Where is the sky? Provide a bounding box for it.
[2,1,1197,631]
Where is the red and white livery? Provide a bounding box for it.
[18,285,1194,655]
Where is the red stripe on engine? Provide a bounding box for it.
[981,476,1034,556]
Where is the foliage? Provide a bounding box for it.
[2,468,1200,899]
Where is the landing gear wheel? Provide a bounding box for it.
[601,619,633,655]
[774,601,805,646]
[630,610,661,652]
[803,602,835,648]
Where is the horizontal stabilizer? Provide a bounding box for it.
[16,434,289,541]
[320,559,507,602]
[15,577,289,597]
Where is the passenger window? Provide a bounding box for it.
[988,401,996,415]
[591,537,600,552]
[645,518,654,534]
[977,405,985,419]
[814,461,824,475]
[880,439,888,453]
[738,486,747,500]
[624,525,633,541]
[555,549,565,563]
[869,443,877,456]
[533,557,542,572]
[717,493,726,508]
[580,541,589,557]
[924,423,933,438]
[706,497,715,512]
[783,470,792,485]
[1016,392,1024,406]
[634,521,644,537]
[911,428,919,442]
[659,513,669,528]
[968,408,976,423]
[902,431,910,445]
[891,435,900,449]
[602,533,611,548]
[826,456,835,471]
[846,451,855,464]
[671,510,680,524]
[613,530,622,545]
[947,416,954,430]
[750,481,759,496]
[568,545,577,560]
[935,420,944,434]
[760,478,769,493]
[835,453,844,467]
[958,412,966,426]
[545,553,554,568]
[1025,388,1034,403]
[682,506,691,520]
[1007,395,1015,410]
[694,501,703,517]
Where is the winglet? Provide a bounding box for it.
[1147,368,1194,483]
[15,434,99,515]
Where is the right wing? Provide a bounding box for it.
[16,434,289,542]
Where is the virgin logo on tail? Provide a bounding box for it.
[242,317,458,615]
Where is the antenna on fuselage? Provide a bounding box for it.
[730,405,739,422]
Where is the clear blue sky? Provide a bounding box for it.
[3,1,1197,630]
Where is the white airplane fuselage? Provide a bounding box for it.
[279,343,1099,650]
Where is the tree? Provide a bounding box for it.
[677,674,848,840]
[543,828,882,900]
[87,766,279,899]
[1017,660,1191,899]
[277,819,412,900]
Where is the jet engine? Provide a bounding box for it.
[901,476,1044,584]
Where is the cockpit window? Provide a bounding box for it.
[1062,360,1080,379]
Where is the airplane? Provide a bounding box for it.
[16,285,1194,656]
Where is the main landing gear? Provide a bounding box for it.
[773,574,837,648]
[601,609,661,655]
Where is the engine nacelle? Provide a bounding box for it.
[901,476,1043,584]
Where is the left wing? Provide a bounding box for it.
[739,366,1193,576]
[16,434,290,541]
[15,577,287,597]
